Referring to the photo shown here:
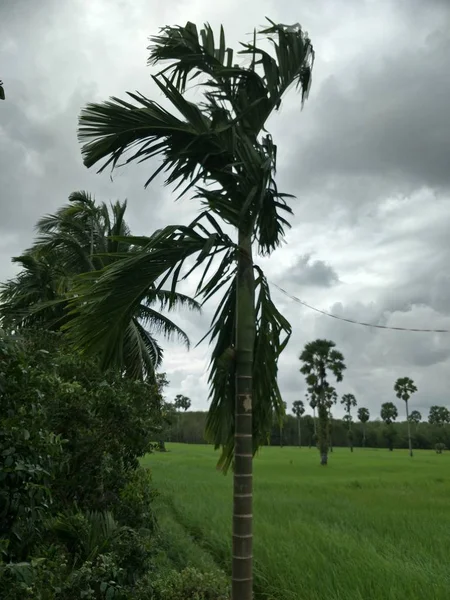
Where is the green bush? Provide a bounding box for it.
[134,567,230,600]
[116,467,158,530]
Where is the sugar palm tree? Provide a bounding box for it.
[292,400,305,448]
[394,377,417,457]
[380,402,398,451]
[299,339,346,465]
[341,393,357,452]
[0,192,198,379]
[174,394,191,441]
[357,407,370,447]
[66,19,314,599]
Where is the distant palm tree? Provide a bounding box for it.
[380,402,398,451]
[357,407,370,447]
[299,339,346,465]
[408,410,422,431]
[69,20,314,599]
[394,377,417,457]
[0,80,5,100]
[428,405,450,426]
[292,400,305,448]
[0,191,198,379]
[174,394,191,442]
[341,393,357,452]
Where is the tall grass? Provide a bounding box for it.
[142,446,450,600]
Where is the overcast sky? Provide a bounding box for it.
[1,0,450,420]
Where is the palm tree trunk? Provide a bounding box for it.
[318,403,329,465]
[313,408,317,434]
[362,424,366,447]
[232,230,255,600]
[406,401,413,458]
[298,417,301,448]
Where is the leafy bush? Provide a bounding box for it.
[134,567,230,600]
[116,467,158,530]
[0,330,166,598]
[0,333,64,560]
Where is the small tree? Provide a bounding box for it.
[341,393,357,452]
[292,400,305,448]
[357,407,370,447]
[408,410,422,431]
[300,340,346,466]
[380,402,398,451]
[394,377,417,457]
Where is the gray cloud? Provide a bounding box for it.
[283,253,340,288]
[1,0,450,419]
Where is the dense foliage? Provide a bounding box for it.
[0,330,228,599]
[164,409,450,451]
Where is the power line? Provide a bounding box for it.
[270,282,450,334]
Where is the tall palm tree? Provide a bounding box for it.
[380,402,398,451]
[394,377,417,458]
[299,339,346,465]
[292,400,305,448]
[66,20,314,599]
[0,192,198,379]
[341,393,357,452]
[357,407,370,447]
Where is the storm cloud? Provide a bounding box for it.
[1,0,450,419]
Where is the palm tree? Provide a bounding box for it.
[394,377,417,457]
[0,251,69,330]
[428,406,450,426]
[67,20,314,599]
[299,339,346,465]
[357,407,370,447]
[292,400,305,448]
[174,394,191,442]
[408,410,421,432]
[0,192,198,379]
[380,402,398,451]
[341,393,357,452]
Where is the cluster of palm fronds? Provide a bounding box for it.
[72,19,314,469]
[0,191,199,379]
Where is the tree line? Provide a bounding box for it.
[161,404,450,452]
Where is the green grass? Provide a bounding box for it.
[142,445,450,600]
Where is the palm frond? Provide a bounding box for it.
[66,218,234,370]
[205,266,291,472]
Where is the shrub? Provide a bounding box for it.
[435,442,446,454]
[134,567,230,600]
[116,467,158,530]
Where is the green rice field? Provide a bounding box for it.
[142,445,450,600]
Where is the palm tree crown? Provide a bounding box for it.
[0,191,198,379]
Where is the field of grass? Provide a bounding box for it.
[142,445,450,600]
